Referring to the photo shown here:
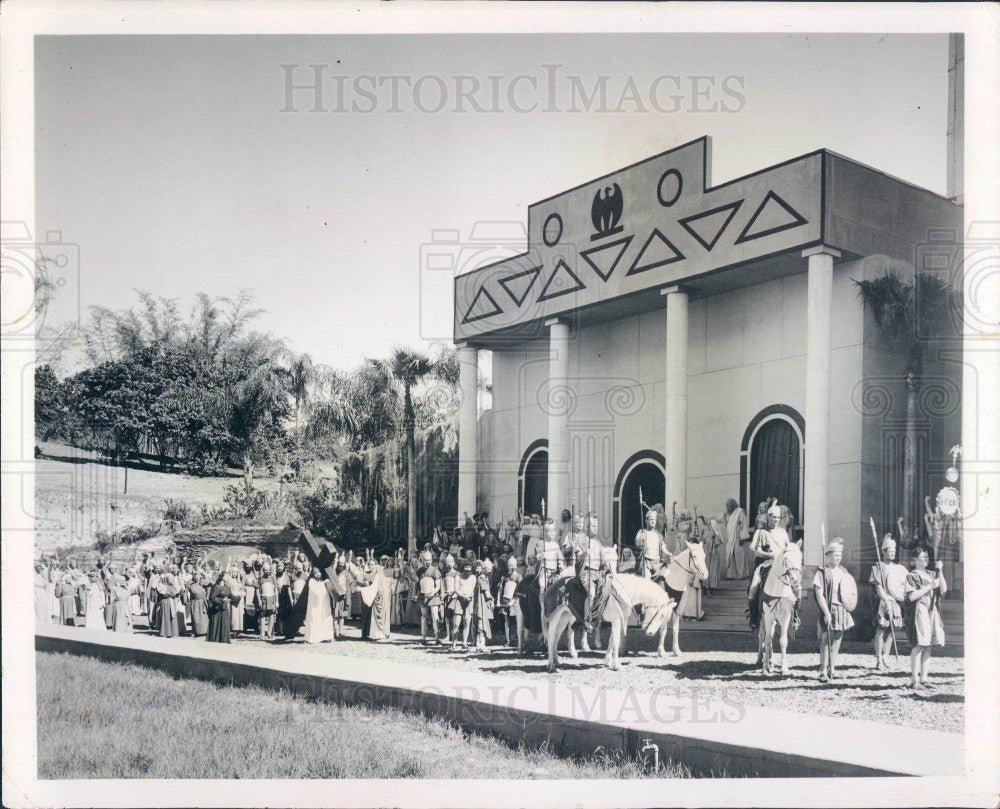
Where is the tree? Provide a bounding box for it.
[34,364,63,441]
[855,270,961,541]
[387,349,436,556]
[223,334,291,484]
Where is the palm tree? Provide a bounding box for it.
[389,349,435,556]
[855,270,960,541]
[288,353,317,443]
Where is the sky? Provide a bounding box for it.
[35,33,951,377]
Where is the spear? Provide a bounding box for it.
[870,517,899,662]
[820,524,834,679]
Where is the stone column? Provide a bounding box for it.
[457,343,479,524]
[662,286,689,510]
[803,246,840,566]
[545,318,571,516]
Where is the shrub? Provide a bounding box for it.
[163,498,191,523]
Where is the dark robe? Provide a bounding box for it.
[515,574,543,634]
[275,573,293,635]
[206,583,233,643]
[156,583,180,638]
[188,582,209,636]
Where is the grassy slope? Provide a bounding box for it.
[36,652,689,779]
[33,441,284,552]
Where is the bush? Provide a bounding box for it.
[163,498,191,523]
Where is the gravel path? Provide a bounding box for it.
[223,624,964,735]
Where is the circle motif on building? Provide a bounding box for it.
[657,169,683,207]
[936,486,960,516]
[543,213,563,246]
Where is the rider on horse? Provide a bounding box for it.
[747,503,785,629]
[565,511,608,640]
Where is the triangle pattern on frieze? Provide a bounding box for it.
[538,259,586,301]
[498,265,542,307]
[678,199,744,252]
[626,229,685,276]
[735,190,808,244]
[579,235,633,282]
[461,286,503,324]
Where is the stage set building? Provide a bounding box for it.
[452,136,962,586]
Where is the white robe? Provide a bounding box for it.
[723,507,751,579]
[303,578,334,644]
[84,585,108,631]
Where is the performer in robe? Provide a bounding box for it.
[472,559,495,652]
[523,516,542,566]
[35,563,51,623]
[813,538,856,682]
[698,515,724,594]
[903,546,947,689]
[55,573,78,626]
[675,510,704,620]
[302,567,335,644]
[83,571,108,631]
[635,506,669,579]
[274,560,292,637]
[109,573,133,633]
[722,498,752,580]
[870,534,907,670]
[206,572,234,644]
[359,559,392,641]
[187,573,210,637]
[155,572,180,638]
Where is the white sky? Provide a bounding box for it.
[35,33,950,376]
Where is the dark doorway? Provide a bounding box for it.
[749,418,801,521]
[618,461,665,548]
[521,449,548,517]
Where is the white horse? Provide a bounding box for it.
[653,542,709,657]
[759,542,802,675]
[545,573,676,672]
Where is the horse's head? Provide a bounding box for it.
[686,541,709,581]
[779,543,803,588]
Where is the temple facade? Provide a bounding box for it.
[453,137,962,579]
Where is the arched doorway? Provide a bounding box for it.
[613,451,666,548]
[518,440,548,517]
[740,405,805,522]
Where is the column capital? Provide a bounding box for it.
[544,316,569,328]
[455,340,480,351]
[802,244,842,259]
[660,284,691,297]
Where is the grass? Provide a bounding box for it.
[36,652,691,779]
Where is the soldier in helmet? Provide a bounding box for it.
[532,518,564,593]
[813,537,857,682]
[635,505,669,579]
[565,511,610,651]
[416,549,443,645]
[870,533,907,670]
